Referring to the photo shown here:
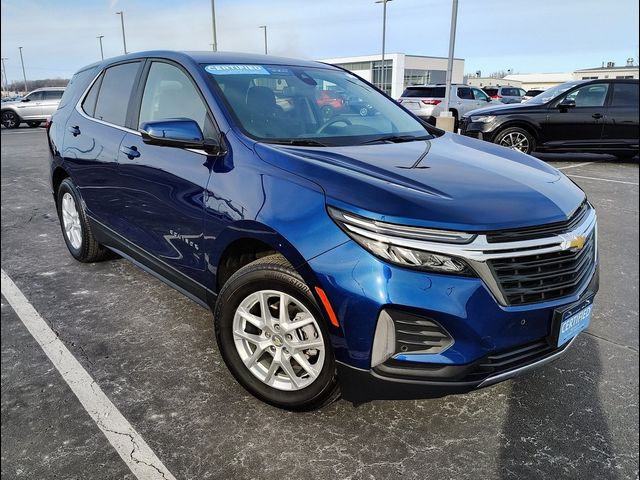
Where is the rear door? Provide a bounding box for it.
[61,61,143,227]
[601,82,639,149]
[454,87,476,115]
[540,82,609,147]
[41,90,64,117]
[115,60,215,287]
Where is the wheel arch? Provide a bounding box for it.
[494,119,540,140]
[51,166,71,204]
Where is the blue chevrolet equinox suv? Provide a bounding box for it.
[48,52,599,410]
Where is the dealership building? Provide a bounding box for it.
[320,53,465,99]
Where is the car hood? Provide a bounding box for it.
[254,133,585,232]
[465,101,538,117]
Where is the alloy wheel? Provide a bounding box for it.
[232,289,325,391]
[499,131,530,153]
[61,192,82,249]
[2,112,18,128]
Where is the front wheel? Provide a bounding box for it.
[1,111,21,129]
[214,254,340,410]
[494,127,536,154]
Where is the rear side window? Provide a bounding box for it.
[457,87,473,100]
[401,87,445,98]
[483,88,498,96]
[58,67,98,109]
[138,62,209,132]
[92,62,141,126]
[43,90,64,100]
[82,74,102,117]
[610,83,639,107]
[502,88,519,96]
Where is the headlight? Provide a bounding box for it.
[328,207,475,275]
[470,115,496,123]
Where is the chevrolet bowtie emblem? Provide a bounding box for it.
[560,234,586,251]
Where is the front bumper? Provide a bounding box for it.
[459,117,499,142]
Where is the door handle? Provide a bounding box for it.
[592,113,603,119]
[67,125,81,137]
[120,145,140,160]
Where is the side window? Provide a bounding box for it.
[82,74,103,117]
[25,91,44,101]
[610,83,639,107]
[564,83,609,107]
[93,62,141,126]
[457,87,473,100]
[472,88,489,101]
[138,62,209,134]
[44,90,63,100]
[519,88,527,97]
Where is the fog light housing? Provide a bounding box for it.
[371,310,396,367]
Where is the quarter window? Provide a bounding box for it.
[92,62,141,126]
[138,62,209,133]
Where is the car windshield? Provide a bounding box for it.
[204,64,431,146]
[525,81,583,104]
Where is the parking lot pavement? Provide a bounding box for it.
[1,127,638,480]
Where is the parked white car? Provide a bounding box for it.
[1,87,65,128]
[398,84,502,128]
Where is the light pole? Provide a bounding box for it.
[375,0,392,92]
[116,11,128,54]
[440,0,459,130]
[1,57,8,95]
[18,47,28,94]
[97,35,105,60]
[259,25,268,55]
[210,0,218,51]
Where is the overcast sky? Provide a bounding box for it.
[1,0,638,81]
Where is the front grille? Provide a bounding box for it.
[489,230,596,305]
[486,201,590,243]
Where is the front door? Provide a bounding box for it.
[115,61,215,286]
[540,82,609,148]
[15,90,44,119]
[41,90,64,117]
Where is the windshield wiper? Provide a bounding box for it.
[267,139,330,147]
[358,134,432,145]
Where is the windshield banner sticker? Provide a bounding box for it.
[205,64,270,75]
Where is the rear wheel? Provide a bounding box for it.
[56,178,113,262]
[27,121,42,128]
[494,127,536,154]
[1,111,20,129]
[214,254,340,410]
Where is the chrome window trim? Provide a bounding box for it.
[74,67,142,137]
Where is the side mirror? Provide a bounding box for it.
[21,98,30,102]
[486,97,492,102]
[140,118,223,154]
[558,98,576,109]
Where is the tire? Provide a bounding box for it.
[450,110,459,131]
[214,254,340,411]
[1,111,21,129]
[27,121,42,128]
[494,126,536,154]
[56,178,113,263]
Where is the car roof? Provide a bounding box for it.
[32,87,65,91]
[96,50,333,70]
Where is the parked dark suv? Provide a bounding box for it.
[461,79,639,157]
[48,51,599,410]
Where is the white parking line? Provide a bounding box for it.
[557,161,601,170]
[1,269,176,480]
[568,174,639,186]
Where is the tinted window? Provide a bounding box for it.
[401,87,445,98]
[139,62,208,132]
[564,83,609,107]
[82,74,102,117]
[610,83,639,107]
[25,91,44,101]
[43,90,64,100]
[483,88,498,96]
[502,88,519,96]
[457,87,473,100]
[59,67,98,109]
[93,62,141,126]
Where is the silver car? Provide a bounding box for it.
[398,84,500,127]
[1,87,65,128]
[482,86,527,104]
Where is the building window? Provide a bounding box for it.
[581,76,598,79]
[372,59,393,95]
[403,69,446,86]
[334,61,371,71]
[616,75,635,79]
